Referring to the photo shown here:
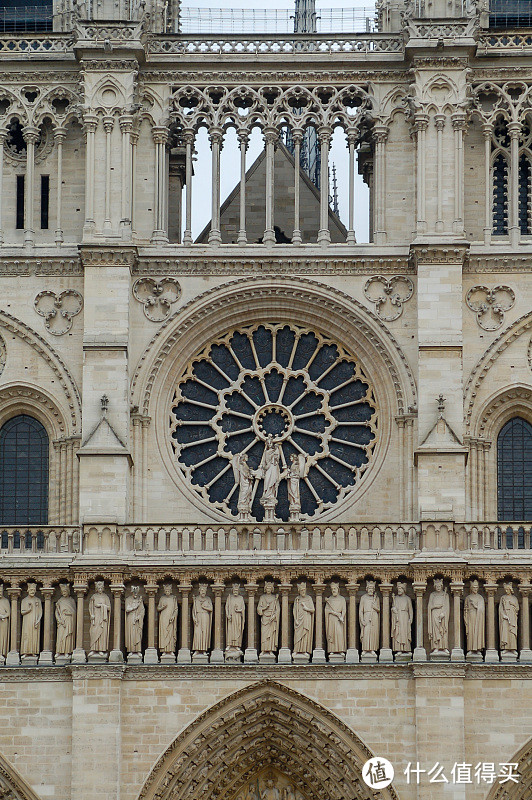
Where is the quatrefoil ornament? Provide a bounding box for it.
[363,275,414,321]
[132,277,182,322]
[34,290,83,336]
[466,285,515,332]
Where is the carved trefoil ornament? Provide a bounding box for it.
[34,289,83,335]
[363,275,414,321]
[132,277,182,322]
[466,285,515,332]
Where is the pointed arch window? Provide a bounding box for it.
[0,415,49,524]
[497,417,532,521]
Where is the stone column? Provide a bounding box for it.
[72,582,87,664]
[262,127,277,246]
[291,129,303,245]
[346,131,357,245]
[102,115,114,233]
[119,114,133,238]
[109,581,124,663]
[379,582,393,663]
[182,129,194,245]
[0,128,7,244]
[373,123,389,245]
[6,583,20,666]
[482,123,493,245]
[144,581,159,664]
[244,582,258,663]
[208,128,223,246]
[278,583,292,664]
[317,127,331,245]
[151,126,169,244]
[450,581,465,662]
[83,114,98,236]
[177,581,191,663]
[312,581,326,663]
[414,114,428,235]
[435,114,445,232]
[452,113,467,235]
[508,121,521,248]
[519,584,532,663]
[38,586,54,665]
[346,581,359,663]
[237,131,248,245]
[413,581,427,661]
[485,583,499,663]
[23,125,40,247]
[210,583,224,663]
[52,126,67,245]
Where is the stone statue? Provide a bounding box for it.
[257,581,280,656]
[157,584,178,654]
[464,579,485,655]
[391,582,413,653]
[261,776,280,800]
[359,580,380,655]
[89,581,111,655]
[287,454,306,522]
[20,582,42,658]
[192,583,212,654]
[499,582,519,654]
[232,452,256,522]
[283,786,297,800]
[293,581,315,656]
[324,581,346,654]
[258,436,283,521]
[0,584,10,661]
[55,583,76,658]
[125,585,145,655]
[427,578,450,653]
[225,581,246,659]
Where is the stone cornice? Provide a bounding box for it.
[410,243,470,267]
[80,245,138,270]
[0,256,82,276]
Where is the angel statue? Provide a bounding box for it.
[232,452,256,522]
[287,453,308,521]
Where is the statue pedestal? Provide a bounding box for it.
[345,648,359,664]
[395,651,412,663]
[71,647,86,664]
[6,650,20,666]
[244,648,258,663]
[192,652,209,664]
[160,653,176,665]
[88,653,108,664]
[519,648,532,663]
[38,650,54,665]
[413,646,427,662]
[210,648,224,664]
[143,647,159,664]
[225,649,242,664]
[466,651,483,663]
[451,647,465,662]
[109,649,124,664]
[55,654,71,666]
[329,653,345,664]
[379,648,393,663]
[361,651,377,664]
[259,652,276,664]
[127,653,142,665]
[311,648,326,664]
[177,648,191,664]
[293,652,310,664]
[277,647,292,664]
[21,655,38,666]
[484,648,499,663]
[429,650,450,662]
[501,650,518,663]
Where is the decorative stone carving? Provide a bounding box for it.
[225,582,246,662]
[192,583,212,655]
[0,335,5,379]
[464,579,485,656]
[363,275,414,321]
[89,581,111,656]
[427,578,450,654]
[287,454,307,523]
[257,581,279,656]
[34,289,83,335]
[293,581,315,658]
[499,582,519,655]
[132,277,181,322]
[232,453,257,522]
[359,580,380,656]
[20,582,42,658]
[261,775,281,800]
[258,436,283,523]
[125,585,145,656]
[324,582,346,655]
[391,582,413,654]
[157,584,178,655]
[55,583,76,659]
[0,585,9,662]
[466,285,515,332]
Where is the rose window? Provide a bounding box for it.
[170,324,378,522]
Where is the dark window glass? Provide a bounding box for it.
[40,175,49,230]
[497,417,532,521]
[519,155,531,235]
[490,0,532,28]
[0,2,53,33]
[0,415,49,525]
[16,175,24,230]
[493,154,508,236]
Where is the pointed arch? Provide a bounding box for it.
[137,681,400,800]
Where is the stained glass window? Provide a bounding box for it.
[497,417,532,521]
[0,415,49,524]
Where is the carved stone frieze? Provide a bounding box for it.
[132,277,181,322]
[34,290,83,336]
[363,275,414,321]
[80,246,138,269]
[0,258,82,276]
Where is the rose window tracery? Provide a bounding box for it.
[170,324,378,522]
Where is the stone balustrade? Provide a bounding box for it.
[0,568,530,666]
[0,527,80,555]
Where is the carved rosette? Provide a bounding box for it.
[363,276,414,322]
[170,323,378,522]
[466,285,515,332]
[132,277,182,322]
[34,290,83,336]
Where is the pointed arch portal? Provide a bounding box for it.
[138,681,400,800]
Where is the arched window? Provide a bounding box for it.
[0,415,49,524]
[497,417,532,521]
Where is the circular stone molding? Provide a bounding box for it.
[169,322,378,523]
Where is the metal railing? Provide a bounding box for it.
[0,5,52,33]
[178,6,377,34]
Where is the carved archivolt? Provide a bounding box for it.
[0,752,44,800]
[0,384,68,437]
[34,290,83,336]
[475,385,532,439]
[0,334,5,379]
[466,285,515,332]
[137,681,399,800]
[485,736,532,800]
[363,275,414,322]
